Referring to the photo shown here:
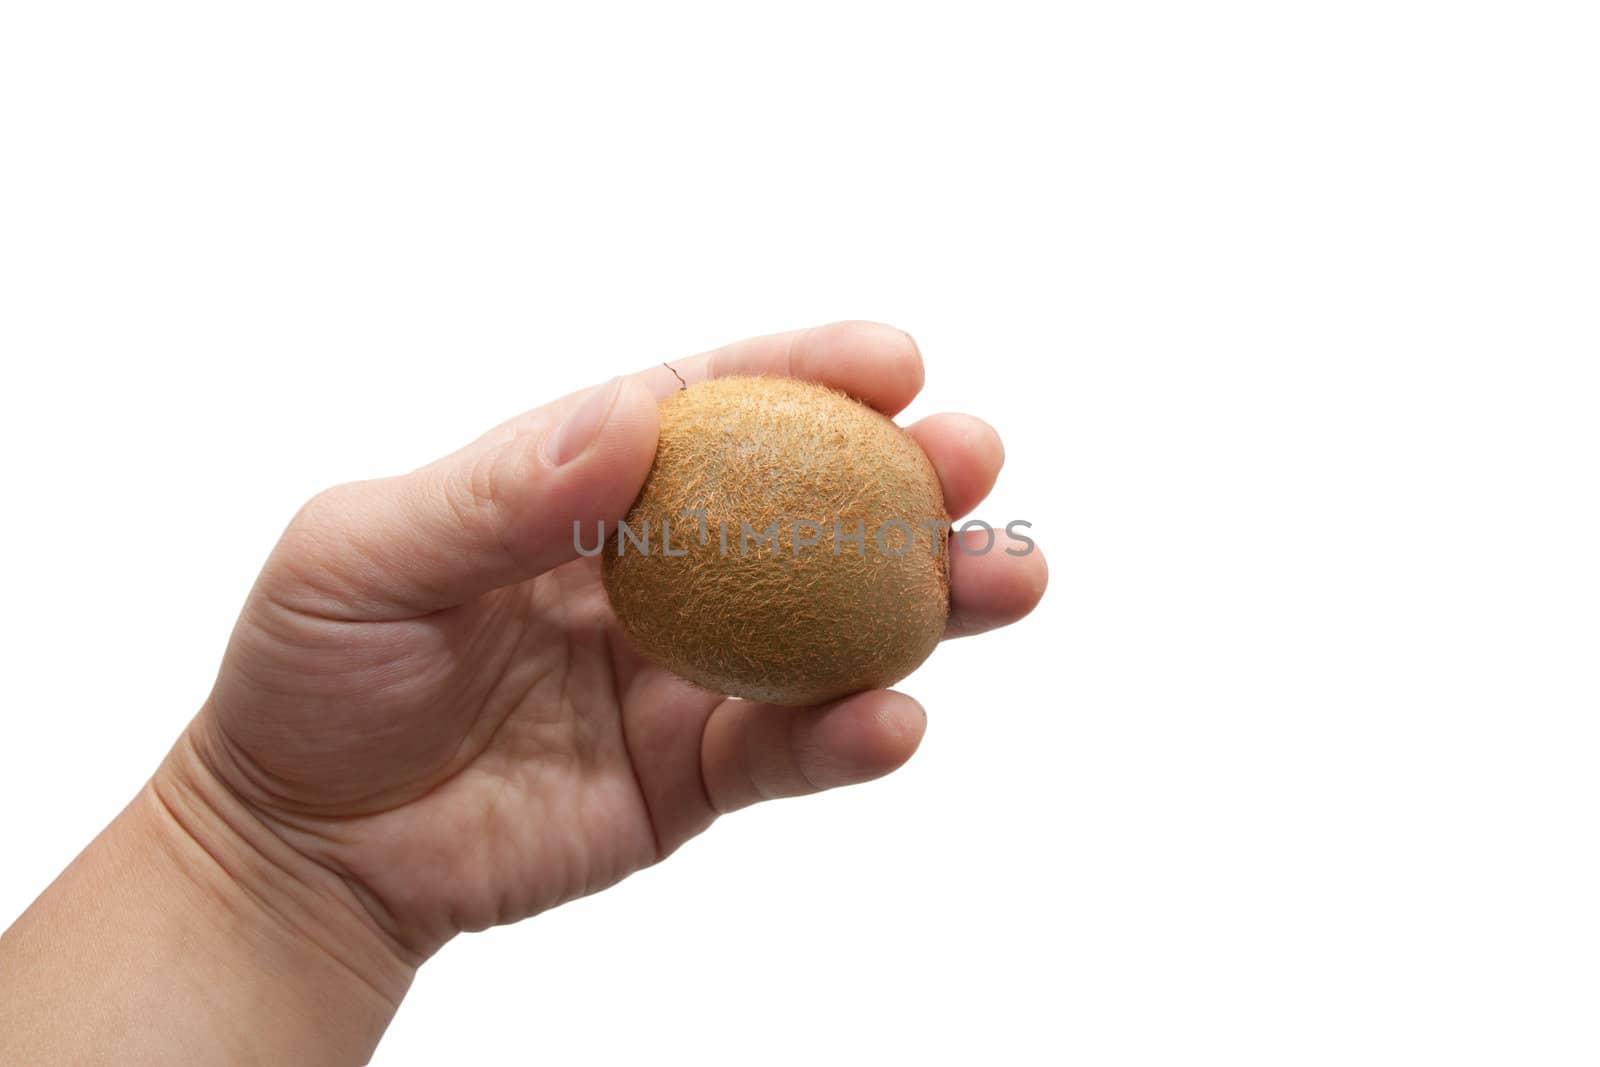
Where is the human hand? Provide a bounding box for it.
[77,322,1046,1059]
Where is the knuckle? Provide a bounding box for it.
[447,447,523,568]
[287,481,356,539]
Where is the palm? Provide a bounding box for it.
[209,556,724,955]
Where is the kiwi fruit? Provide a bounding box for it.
[601,375,950,706]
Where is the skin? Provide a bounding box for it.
[0,322,1047,1064]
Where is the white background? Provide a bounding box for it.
[2,2,1597,1064]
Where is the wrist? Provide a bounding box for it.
[1,724,420,1065]
[140,725,422,1046]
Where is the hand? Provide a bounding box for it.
[2,323,1046,1064]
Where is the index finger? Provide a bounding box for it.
[638,319,926,416]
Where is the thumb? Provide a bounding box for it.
[260,375,659,619]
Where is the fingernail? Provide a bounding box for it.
[544,377,622,467]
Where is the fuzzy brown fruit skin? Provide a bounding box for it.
[601,376,950,706]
